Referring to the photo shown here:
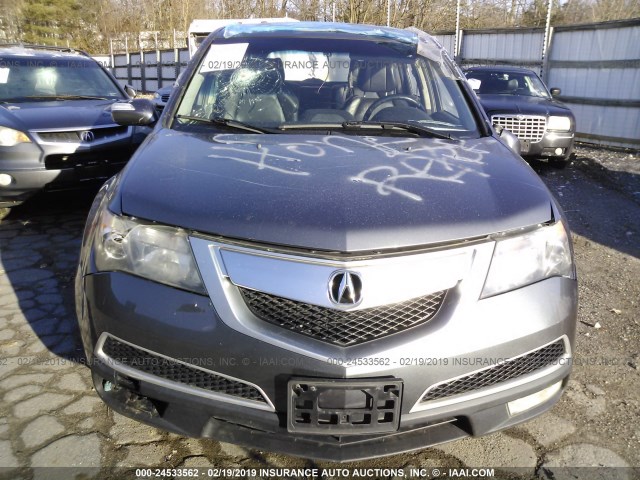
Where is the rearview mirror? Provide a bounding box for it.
[112,99,157,126]
[550,87,561,97]
[124,85,137,98]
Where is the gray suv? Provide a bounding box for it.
[0,45,143,209]
[76,22,578,461]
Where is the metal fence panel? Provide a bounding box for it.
[548,67,640,100]
[433,34,455,56]
[548,19,640,148]
[160,50,176,63]
[551,23,640,61]
[145,79,159,92]
[461,29,544,64]
[113,55,128,67]
[569,103,640,148]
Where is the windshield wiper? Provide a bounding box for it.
[24,95,110,100]
[278,123,342,131]
[175,115,269,134]
[341,121,451,140]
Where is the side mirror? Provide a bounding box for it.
[112,99,158,126]
[550,87,561,97]
[497,126,521,156]
[124,85,137,98]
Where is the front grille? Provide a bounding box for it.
[36,125,129,143]
[421,340,566,402]
[161,94,171,102]
[45,146,136,170]
[491,115,546,142]
[240,288,446,347]
[102,336,268,404]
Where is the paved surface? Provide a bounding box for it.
[0,150,639,480]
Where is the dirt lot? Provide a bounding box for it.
[0,145,638,479]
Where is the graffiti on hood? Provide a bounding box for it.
[210,134,490,200]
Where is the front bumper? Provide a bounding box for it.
[0,134,138,206]
[520,131,575,160]
[80,269,577,461]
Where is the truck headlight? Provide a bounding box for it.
[482,221,574,298]
[0,126,31,147]
[547,116,571,132]
[94,209,206,294]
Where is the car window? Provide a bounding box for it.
[466,70,550,99]
[176,36,480,139]
[0,58,123,101]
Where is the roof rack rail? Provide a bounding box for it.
[0,43,90,57]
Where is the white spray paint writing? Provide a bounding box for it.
[210,134,490,201]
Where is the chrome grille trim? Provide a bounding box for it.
[240,288,447,346]
[95,333,275,411]
[491,115,546,142]
[411,336,570,413]
[189,236,495,369]
[32,124,133,146]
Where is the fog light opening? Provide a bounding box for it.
[508,381,562,416]
[102,377,161,417]
[0,174,14,187]
[554,148,564,156]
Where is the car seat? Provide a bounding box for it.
[341,63,402,120]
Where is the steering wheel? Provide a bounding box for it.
[363,94,425,121]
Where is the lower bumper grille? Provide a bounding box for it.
[240,288,446,347]
[422,340,566,402]
[101,336,268,404]
[45,146,136,170]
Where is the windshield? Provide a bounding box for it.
[0,58,124,102]
[176,36,480,138]
[466,70,550,99]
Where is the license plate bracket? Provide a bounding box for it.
[287,378,402,434]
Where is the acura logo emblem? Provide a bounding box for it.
[328,271,362,306]
[80,130,95,143]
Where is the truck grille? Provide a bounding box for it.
[491,115,546,142]
[421,339,566,402]
[101,336,268,404]
[240,288,446,347]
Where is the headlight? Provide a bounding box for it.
[547,116,571,131]
[94,209,206,294]
[153,92,161,99]
[0,126,31,147]
[482,221,574,298]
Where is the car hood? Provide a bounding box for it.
[118,130,554,252]
[477,95,572,117]
[0,99,121,131]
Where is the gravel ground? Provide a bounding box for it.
[529,144,640,471]
[0,142,638,479]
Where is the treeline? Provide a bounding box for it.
[1,0,639,54]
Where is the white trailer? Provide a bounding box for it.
[187,17,299,57]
